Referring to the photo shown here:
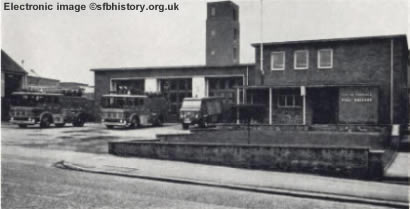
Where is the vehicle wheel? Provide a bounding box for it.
[153,117,163,127]
[199,120,208,128]
[18,124,27,128]
[106,125,114,129]
[55,123,65,128]
[182,123,189,130]
[73,116,85,127]
[40,115,51,128]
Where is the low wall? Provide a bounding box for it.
[216,124,389,133]
[158,129,387,149]
[109,141,383,179]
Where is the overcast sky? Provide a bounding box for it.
[2,0,409,85]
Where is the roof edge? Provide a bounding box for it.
[90,63,255,72]
[251,34,407,47]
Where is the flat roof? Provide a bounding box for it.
[252,34,407,47]
[102,94,148,98]
[12,92,63,96]
[240,83,380,89]
[91,63,254,72]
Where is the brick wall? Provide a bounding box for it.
[93,65,250,109]
[251,36,408,124]
[109,140,379,179]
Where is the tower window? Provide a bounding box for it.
[233,9,237,20]
[211,7,216,16]
[233,28,238,40]
[211,50,215,55]
[233,47,237,60]
[211,30,216,37]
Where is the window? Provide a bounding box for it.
[278,95,302,108]
[233,28,238,40]
[233,9,237,20]
[211,30,216,37]
[318,49,333,68]
[294,50,309,69]
[211,7,216,16]
[271,52,285,70]
[211,50,215,56]
[233,47,237,60]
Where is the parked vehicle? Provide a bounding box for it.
[179,97,227,129]
[100,93,168,129]
[9,89,88,128]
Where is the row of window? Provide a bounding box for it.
[271,49,333,71]
[278,95,302,108]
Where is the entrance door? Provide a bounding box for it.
[311,88,338,124]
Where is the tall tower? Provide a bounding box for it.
[206,1,240,66]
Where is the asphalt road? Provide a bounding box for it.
[1,122,396,209]
[1,122,188,153]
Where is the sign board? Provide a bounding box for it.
[338,87,378,123]
[300,86,306,96]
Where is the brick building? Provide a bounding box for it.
[27,69,60,88]
[92,1,408,125]
[92,1,252,121]
[240,35,408,125]
[1,50,27,121]
[92,64,252,121]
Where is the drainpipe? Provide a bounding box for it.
[301,86,306,125]
[259,0,264,85]
[236,87,240,125]
[269,87,272,125]
[390,39,394,124]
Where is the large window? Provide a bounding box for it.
[318,49,333,69]
[271,52,285,70]
[294,50,309,70]
[160,78,192,115]
[208,77,242,104]
[278,95,302,108]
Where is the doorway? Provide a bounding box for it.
[310,88,338,124]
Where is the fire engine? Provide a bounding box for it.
[100,92,168,129]
[9,88,88,128]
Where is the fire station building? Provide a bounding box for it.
[243,35,408,125]
[92,1,409,125]
[92,1,252,121]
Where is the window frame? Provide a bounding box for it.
[294,50,309,70]
[277,94,302,108]
[271,51,286,71]
[318,49,333,69]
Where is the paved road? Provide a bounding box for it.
[1,122,188,153]
[2,147,393,209]
[1,122,400,208]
